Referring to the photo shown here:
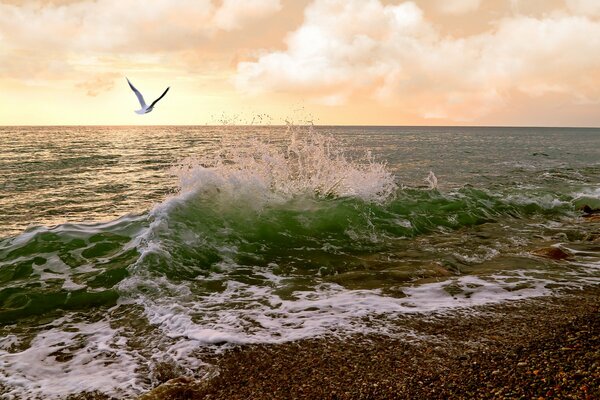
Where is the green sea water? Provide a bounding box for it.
[0,125,599,398]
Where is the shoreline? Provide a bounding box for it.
[137,286,599,400]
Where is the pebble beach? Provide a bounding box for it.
[136,284,599,400]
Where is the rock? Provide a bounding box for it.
[427,264,453,277]
[531,247,573,261]
[579,205,600,221]
[580,205,600,215]
[138,377,202,400]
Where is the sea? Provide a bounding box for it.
[0,125,599,399]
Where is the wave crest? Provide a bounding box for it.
[171,126,398,203]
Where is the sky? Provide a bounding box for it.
[0,0,599,126]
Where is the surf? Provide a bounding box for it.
[1,125,598,399]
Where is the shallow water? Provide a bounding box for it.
[1,125,599,398]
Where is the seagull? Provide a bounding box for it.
[127,78,170,114]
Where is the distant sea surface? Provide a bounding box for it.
[1,126,599,398]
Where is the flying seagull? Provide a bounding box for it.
[127,78,170,114]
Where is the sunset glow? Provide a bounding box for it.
[1,0,599,126]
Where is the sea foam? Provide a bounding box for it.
[171,125,398,204]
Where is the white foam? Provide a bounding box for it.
[573,187,600,199]
[0,318,141,399]
[1,260,584,399]
[425,171,438,190]
[572,187,600,209]
[453,246,500,264]
[0,336,19,352]
[121,272,553,351]
[505,193,567,209]
[170,127,398,204]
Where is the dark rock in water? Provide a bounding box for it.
[578,205,600,222]
[580,205,600,215]
[531,247,573,261]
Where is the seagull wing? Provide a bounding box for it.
[149,87,170,109]
[127,78,147,108]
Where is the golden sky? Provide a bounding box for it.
[0,0,599,126]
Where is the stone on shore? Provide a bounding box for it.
[531,246,573,260]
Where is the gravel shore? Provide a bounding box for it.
[138,286,599,400]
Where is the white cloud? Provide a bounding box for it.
[435,0,481,15]
[214,0,282,31]
[0,1,214,53]
[566,0,600,16]
[236,1,431,92]
[0,0,282,53]
[0,0,282,93]
[236,0,600,121]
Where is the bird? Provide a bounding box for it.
[126,78,170,114]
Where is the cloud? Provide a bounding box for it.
[76,72,119,96]
[566,0,600,16]
[235,0,600,121]
[0,0,282,93]
[214,0,282,31]
[0,50,74,80]
[236,1,432,92]
[0,1,212,54]
[0,0,282,54]
[434,0,481,15]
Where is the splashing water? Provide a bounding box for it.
[425,171,438,190]
[172,125,398,204]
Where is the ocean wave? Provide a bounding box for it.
[1,127,598,399]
